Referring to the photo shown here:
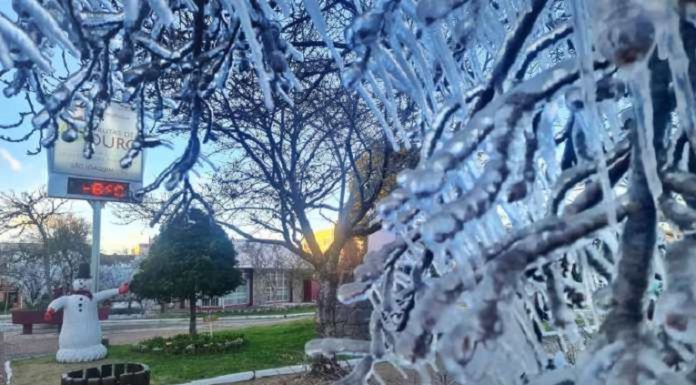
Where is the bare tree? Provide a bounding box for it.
[0,188,68,293]
[46,215,91,289]
[0,213,90,307]
[207,75,416,337]
[0,243,45,307]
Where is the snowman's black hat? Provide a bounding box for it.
[76,263,91,279]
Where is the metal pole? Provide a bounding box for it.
[90,201,103,292]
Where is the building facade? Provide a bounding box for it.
[198,241,318,309]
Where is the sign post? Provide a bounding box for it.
[90,201,103,292]
[47,105,143,292]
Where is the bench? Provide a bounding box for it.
[11,308,110,335]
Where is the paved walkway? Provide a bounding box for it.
[3,316,311,361]
[0,313,315,334]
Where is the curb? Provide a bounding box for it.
[0,313,315,334]
[174,358,362,385]
[101,312,315,326]
[4,360,11,385]
[5,356,362,385]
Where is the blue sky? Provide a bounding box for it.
[0,94,168,253]
[0,2,169,252]
[0,3,336,253]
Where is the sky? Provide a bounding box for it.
[0,98,165,254]
[0,2,164,253]
[0,3,338,254]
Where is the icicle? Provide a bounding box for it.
[579,250,600,332]
[123,0,141,29]
[366,70,407,144]
[356,83,399,149]
[133,33,174,58]
[570,0,618,229]
[655,8,696,165]
[600,100,624,144]
[147,0,175,27]
[378,40,430,121]
[685,1,696,28]
[224,0,274,110]
[0,36,12,69]
[303,0,344,70]
[14,0,80,56]
[626,63,663,202]
[397,28,436,113]
[0,14,51,72]
[424,24,463,101]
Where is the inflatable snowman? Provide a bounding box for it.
[44,263,129,363]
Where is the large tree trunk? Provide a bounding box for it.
[189,295,197,336]
[312,272,371,377]
[316,271,371,339]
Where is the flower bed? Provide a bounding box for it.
[132,333,246,355]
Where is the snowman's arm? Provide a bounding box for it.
[47,296,67,311]
[94,288,120,303]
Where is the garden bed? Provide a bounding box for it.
[133,332,246,355]
[10,319,315,385]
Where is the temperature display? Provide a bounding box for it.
[67,178,129,200]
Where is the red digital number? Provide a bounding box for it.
[114,184,126,198]
[68,178,129,200]
[92,183,104,196]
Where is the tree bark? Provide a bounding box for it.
[189,295,197,336]
[316,271,370,339]
[317,276,339,337]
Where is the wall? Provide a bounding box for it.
[251,269,309,306]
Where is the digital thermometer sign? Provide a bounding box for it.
[47,105,143,202]
[67,178,129,200]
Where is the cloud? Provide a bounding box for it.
[0,148,22,172]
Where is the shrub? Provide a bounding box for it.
[132,332,246,355]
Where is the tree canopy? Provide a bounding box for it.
[130,207,241,334]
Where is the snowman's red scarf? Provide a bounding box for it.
[72,289,93,300]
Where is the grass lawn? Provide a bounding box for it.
[211,305,316,317]
[143,305,317,319]
[11,319,316,385]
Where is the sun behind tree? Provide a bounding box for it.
[130,208,241,335]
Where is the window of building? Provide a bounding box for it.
[222,278,249,306]
[200,297,220,307]
[200,274,251,307]
[265,270,289,303]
